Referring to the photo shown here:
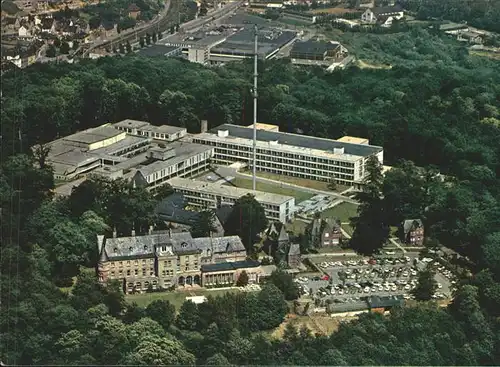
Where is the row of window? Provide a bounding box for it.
[194,138,356,167]
[146,158,210,183]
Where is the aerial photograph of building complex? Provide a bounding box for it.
[1,0,499,365]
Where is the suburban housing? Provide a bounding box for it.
[168,177,296,223]
[192,123,384,187]
[96,229,267,293]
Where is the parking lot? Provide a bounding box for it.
[297,255,455,308]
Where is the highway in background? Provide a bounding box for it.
[79,0,243,58]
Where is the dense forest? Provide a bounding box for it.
[1,29,500,365]
[399,0,500,33]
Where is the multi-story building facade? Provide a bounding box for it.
[192,124,384,187]
[97,230,248,293]
[131,143,214,191]
[168,177,295,223]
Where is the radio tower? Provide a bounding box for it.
[252,24,258,192]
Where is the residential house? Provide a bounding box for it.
[458,31,484,44]
[128,3,141,19]
[361,5,403,24]
[287,243,301,268]
[1,59,20,74]
[1,45,35,68]
[264,221,292,265]
[97,228,248,293]
[309,217,342,247]
[40,16,55,33]
[400,219,424,246]
[18,24,31,37]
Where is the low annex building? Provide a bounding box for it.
[192,123,384,187]
[168,177,295,223]
[97,229,259,293]
[41,121,213,194]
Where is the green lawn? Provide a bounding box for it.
[228,177,314,203]
[125,288,240,308]
[320,202,358,222]
[286,219,308,235]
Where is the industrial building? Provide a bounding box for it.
[168,177,295,223]
[43,121,213,191]
[192,123,384,187]
[210,27,297,62]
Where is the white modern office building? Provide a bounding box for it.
[132,143,214,191]
[168,177,295,223]
[192,123,384,187]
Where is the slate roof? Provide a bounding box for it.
[103,232,192,260]
[156,193,200,225]
[371,5,402,16]
[192,235,245,258]
[367,295,404,309]
[402,219,423,235]
[208,124,382,157]
[201,259,260,273]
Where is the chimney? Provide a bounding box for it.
[112,227,117,238]
[97,234,104,253]
[168,227,172,237]
[131,225,136,237]
[148,225,154,235]
[200,120,208,133]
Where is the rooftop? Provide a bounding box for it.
[202,124,382,158]
[169,177,295,205]
[113,119,151,129]
[337,136,369,144]
[134,142,213,177]
[201,259,260,273]
[291,40,340,56]
[63,124,124,145]
[246,123,280,131]
[211,28,297,57]
[137,44,180,57]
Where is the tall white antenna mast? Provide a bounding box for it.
[252,24,258,192]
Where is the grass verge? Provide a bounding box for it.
[229,177,314,203]
[320,202,358,222]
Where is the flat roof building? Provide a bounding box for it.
[168,177,295,223]
[132,142,214,191]
[337,136,370,145]
[42,121,212,186]
[112,119,187,142]
[210,28,297,61]
[192,124,384,187]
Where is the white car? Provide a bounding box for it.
[385,251,396,255]
[384,286,390,291]
[364,287,370,293]
[338,289,344,295]
[437,283,443,289]
[378,286,384,291]
[391,285,397,291]
[402,272,409,277]
[404,285,411,290]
